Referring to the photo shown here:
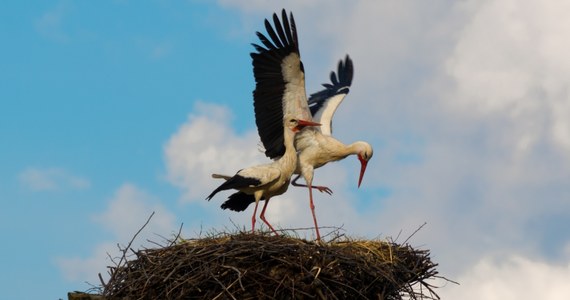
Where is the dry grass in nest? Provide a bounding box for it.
[96,226,443,300]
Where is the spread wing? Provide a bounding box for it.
[251,9,311,159]
[308,55,354,136]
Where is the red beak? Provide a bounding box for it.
[294,119,321,132]
[297,119,321,127]
[357,155,368,188]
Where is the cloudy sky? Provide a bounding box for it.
[2,1,570,299]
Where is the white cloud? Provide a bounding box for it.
[93,183,177,242]
[218,0,322,15]
[164,101,263,202]
[55,242,118,283]
[443,0,570,154]
[57,183,178,283]
[440,254,570,300]
[18,167,90,191]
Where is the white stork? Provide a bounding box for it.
[293,55,374,240]
[295,56,374,189]
[219,10,373,241]
[206,116,320,234]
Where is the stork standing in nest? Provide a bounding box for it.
[206,116,320,234]
[292,56,374,240]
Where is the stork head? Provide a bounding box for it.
[355,142,374,188]
[284,116,321,133]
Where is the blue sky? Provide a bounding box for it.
[1,1,251,297]
[2,1,570,299]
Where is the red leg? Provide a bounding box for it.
[260,198,279,235]
[308,182,321,241]
[251,199,260,233]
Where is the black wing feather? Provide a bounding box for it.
[251,9,301,159]
[282,10,294,46]
[264,19,283,49]
[308,55,354,116]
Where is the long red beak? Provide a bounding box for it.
[298,119,321,127]
[294,119,321,131]
[357,155,368,188]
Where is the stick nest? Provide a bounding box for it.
[100,230,441,299]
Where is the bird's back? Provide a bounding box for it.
[296,130,350,171]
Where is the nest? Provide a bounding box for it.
[99,230,441,300]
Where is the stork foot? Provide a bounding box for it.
[314,185,333,195]
[260,216,279,236]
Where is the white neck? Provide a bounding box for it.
[275,128,298,174]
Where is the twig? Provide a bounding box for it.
[403,222,427,244]
[103,211,155,295]
[211,271,237,300]
[169,222,184,247]
[98,273,106,289]
[221,265,246,291]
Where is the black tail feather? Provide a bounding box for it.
[221,192,259,212]
[206,175,261,201]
